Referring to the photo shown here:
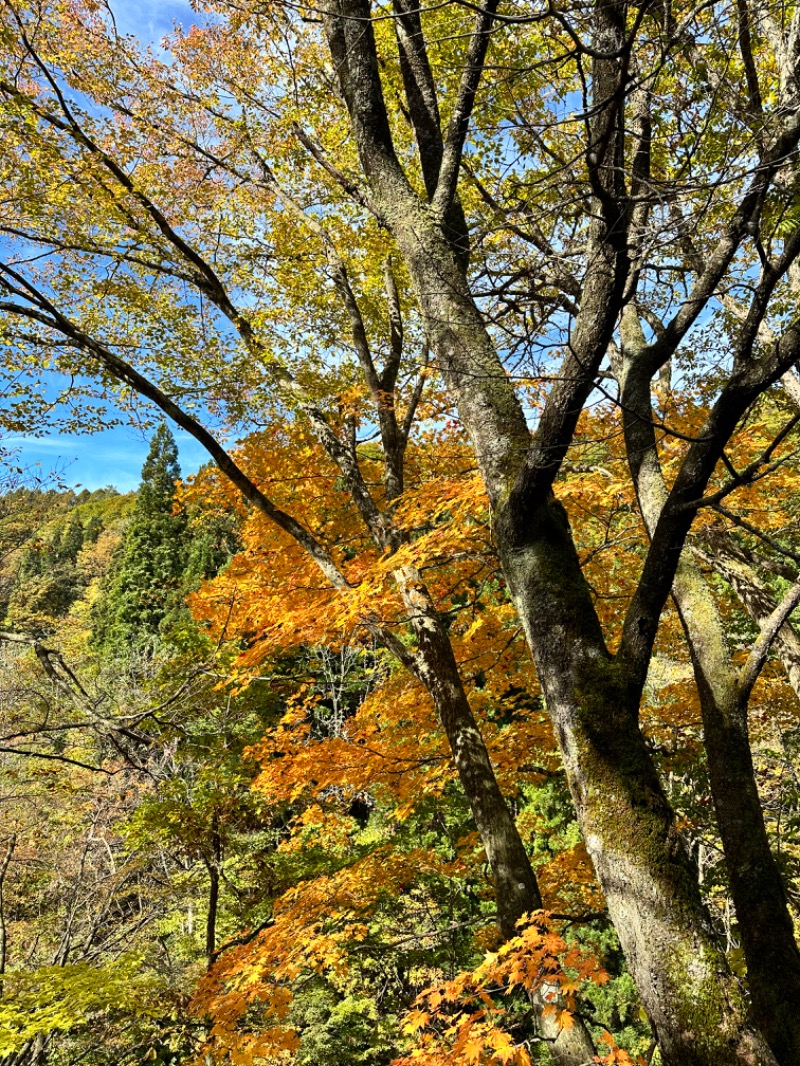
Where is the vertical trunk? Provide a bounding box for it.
[411,607,541,936]
[681,541,800,1062]
[401,574,598,1064]
[668,555,800,1065]
[0,833,15,995]
[322,0,778,1057]
[495,496,777,1066]
[619,338,800,1065]
[206,818,221,968]
[696,672,800,1066]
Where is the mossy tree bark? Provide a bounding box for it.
[618,309,800,1066]
[321,0,800,1060]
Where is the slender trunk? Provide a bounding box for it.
[681,541,800,1062]
[401,573,598,1064]
[0,833,16,995]
[205,818,221,968]
[696,671,800,1066]
[669,553,800,1064]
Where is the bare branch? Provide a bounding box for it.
[740,577,800,698]
[431,0,499,220]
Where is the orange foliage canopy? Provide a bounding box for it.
[185,399,800,1063]
[184,422,619,1062]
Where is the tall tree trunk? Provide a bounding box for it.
[618,320,800,1066]
[495,495,776,1066]
[382,215,778,1059]
[385,222,778,1062]
[205,818,221,968]
[694,669,800,1066]
[400,572,598,1064]
[321,0,780,1056]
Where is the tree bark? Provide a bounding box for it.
[496,497,776,1066]
[321,1,782,1056]
[398,570,598,1064]
[0,833,15,996]
[618,322,800,1065]
[205,817,221,968]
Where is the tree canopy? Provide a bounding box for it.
[1,0,800,1063]
[93,423,188,656]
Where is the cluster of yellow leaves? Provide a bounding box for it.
[534,844,605,914]
[0,955,166,1056]
[396,913,609,1066]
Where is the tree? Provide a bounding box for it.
[94,425,188,656]
[1,0,800,1062]
[184,431,635,1063]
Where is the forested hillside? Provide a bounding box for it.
[0,417,798,1066]
[2,0,800,1062]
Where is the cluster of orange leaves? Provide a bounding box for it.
[180,401,800,1064]
[396,912,620,1066]
[183,426,502,672]
[192,841,469,1064]
[179,421,626,1064]
[183,426,561,806]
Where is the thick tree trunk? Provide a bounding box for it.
[388,230,778,1062]
[367,166,777,1066]
[495,496,777,1066]
[322,0,780,1058]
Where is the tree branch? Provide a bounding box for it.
[431,0,499,220]
[740,576,800,698]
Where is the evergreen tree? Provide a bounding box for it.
[59,516,84,563]
[93,425,188,656]
[84,515,103,544]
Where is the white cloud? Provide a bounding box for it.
[3,436,86,450]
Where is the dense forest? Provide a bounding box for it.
[0,426,655,1066]
[1,0,800,1062]
[1,423,799,1066]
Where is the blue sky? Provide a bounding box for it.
[5,426,213,492]
[6,0,203,494]
[113,0,195,43]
